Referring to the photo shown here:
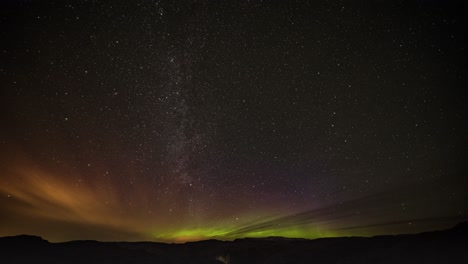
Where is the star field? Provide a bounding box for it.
[0,0,467,242]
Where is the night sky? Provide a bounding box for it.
[1,0,467,242]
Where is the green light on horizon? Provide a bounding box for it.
[151,223,339,242]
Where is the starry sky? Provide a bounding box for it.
[0,0,467,242]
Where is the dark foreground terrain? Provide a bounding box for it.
[1,223,467,264]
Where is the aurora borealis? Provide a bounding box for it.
[1,1,467,242]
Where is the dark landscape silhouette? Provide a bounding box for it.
[1,222,467,264]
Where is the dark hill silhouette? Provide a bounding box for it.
[1,222,467,263]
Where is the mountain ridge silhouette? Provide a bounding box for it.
[1,222,467,263]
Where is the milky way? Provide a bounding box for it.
[0,1,467,242]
